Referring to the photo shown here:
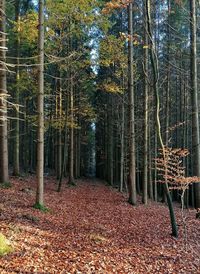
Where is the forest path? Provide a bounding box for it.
[0,177,199,273]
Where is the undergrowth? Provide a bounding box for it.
[0,234,13,256]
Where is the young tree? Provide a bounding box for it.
[145,0,178,237]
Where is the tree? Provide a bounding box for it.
[127,1,137,205]
[145,0,178,237]
[142,0,149,205]
[190,0,200,209]
[0,0,9,184]
[36,0,44,207]
[13,0,20,176]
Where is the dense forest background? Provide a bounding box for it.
[0,0,200,237]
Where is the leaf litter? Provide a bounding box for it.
[0,176,199,273]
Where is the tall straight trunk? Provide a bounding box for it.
[57,105,68,192]
[146,0,178,237]
[120,93,125,192]
[190,0,200,209]
[165,0,170,146]
[56,77,62,180]
[13,0,20,176]
[142,0,149,204]
[108,96,113,185]
[75,89,81,178]
[154,131,158,202]
[119,12,125,192]
[148,125,153,200]
[69,78,74,184]
[76,128,81,178]
[0,0,9,183]
[105,109,108,179]
[36,0,44,206]
[127,1,137,205]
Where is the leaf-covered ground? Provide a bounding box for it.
[0,177,199,273]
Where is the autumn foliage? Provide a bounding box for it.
[156,147,200,191]
[102,0,132,14]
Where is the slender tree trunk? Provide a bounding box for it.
[148,125,154,200]
[56,77,62,180]
[57,112,68,192]
[120,93,125,192]
[165,0,170,146]
[142,0,149,204]
[36,0,44,206]
[69,77,75,185]
[190,0,200,209]
[108,96,113,185]
[127,1,137,205]
[146,0,178,237]
[13,0,20,176]
[154,131,158,202]
[75,89,81,178]
[0,0,9,183]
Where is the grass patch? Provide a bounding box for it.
[0,181,12,189]
[33,203,49,212]
[0,233,13,256]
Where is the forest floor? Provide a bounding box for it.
[0,177,199,274]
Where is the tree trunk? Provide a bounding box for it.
[36,0,44,206]
[69,78,75,185]
[56,77,62,180]
[0,0,9,184]
[142,0,149,205]
[190,0,200,209]
[146,0,178,237]
[108,96,113,185]
[165,0,170,146]
[13,0,20,176]
[120,93,125,192]
[127,1,137,205]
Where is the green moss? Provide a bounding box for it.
[0,233,13,256]
[33,203,49,212]
[0,182,12,189]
